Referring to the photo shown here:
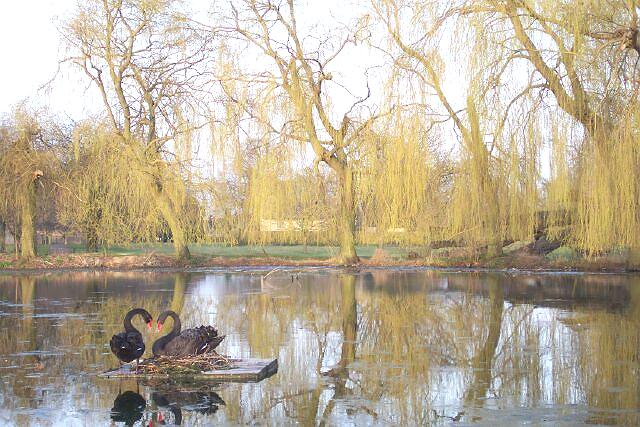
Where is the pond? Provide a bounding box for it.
[0,268,638,425]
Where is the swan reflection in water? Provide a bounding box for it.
[111,390,146,426]
[110,386,225,426]
[152,387,226,425]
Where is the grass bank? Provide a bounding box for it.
[0,242,634,273]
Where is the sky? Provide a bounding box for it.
[0,0,87,117]
[0,0,379,119]
[0,0,511,171]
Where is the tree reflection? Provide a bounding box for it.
[170,273,190,315]
[319,274,358,424]
[464,274,504,406]
[0,270,639,425]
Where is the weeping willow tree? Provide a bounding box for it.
[373,1,513,256]
[206,44,251,245]
[454,0,640,258]
[545,118,575,241]
[0,107,59,259]
[220,0,391,264]
[500,120,539,243]
[372,0,640,259]
[573,105,640,254]
[447,98,503,255]
[61,0,214,259]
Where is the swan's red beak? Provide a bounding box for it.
[157,322,163,332]
[147,321,153,330]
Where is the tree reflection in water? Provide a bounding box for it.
[320,274,358,424]
[0,270,638,425]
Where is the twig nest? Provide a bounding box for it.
[139,352,233,375]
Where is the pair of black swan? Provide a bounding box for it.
[110,308,225,367]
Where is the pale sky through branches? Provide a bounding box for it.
[0,0,475,166]
[0,0,384,117]
[0,0,468,119]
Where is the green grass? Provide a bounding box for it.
[61,243,415,260]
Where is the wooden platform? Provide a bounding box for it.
[99,358,278,383]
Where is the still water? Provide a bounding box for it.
[0,268,638,426]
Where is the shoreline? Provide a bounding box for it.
[0,252,635,275]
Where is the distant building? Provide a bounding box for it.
[259,219,326,232]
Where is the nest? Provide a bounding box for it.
[138,352,233,375]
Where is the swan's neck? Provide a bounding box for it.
[152,312,181,356]
[123,308,147,333]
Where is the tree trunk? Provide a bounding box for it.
[85,188,102,252]
[0,219,5,253]
[337,167,359,265]
[153,184,191,260]
[20,180,37,259]
[13,222,20,257]
[485,185,503,258]
[86,228,99,252]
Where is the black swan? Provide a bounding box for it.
[152,310,225,357]
[110,308,153,369]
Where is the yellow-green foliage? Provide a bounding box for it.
[4,0,640,259]
[502,123,539,242]
[545,120,573,240]
[245,152,336,245]
[574,107,640,253]
[58,123,158,246]
[58,122,203,248]
[448,98,501,248]
[0,107,59,254]
[358,114,445,245]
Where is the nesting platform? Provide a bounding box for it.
[99,358,278,383]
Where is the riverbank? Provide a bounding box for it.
[0,243,633,273]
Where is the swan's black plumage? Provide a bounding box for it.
[110,331,145,363]
[152,310,225,357]
[110,308,153,365]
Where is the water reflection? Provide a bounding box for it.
[107,384,225,426]
[0,269,638,425]
[151,386,225,423]
[111,390,145,426]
